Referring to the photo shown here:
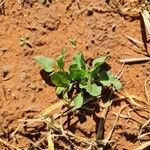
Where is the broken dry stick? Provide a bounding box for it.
[120,57,150,63]
[135,141,150,150]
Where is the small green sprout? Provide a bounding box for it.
[69,38,77,48]
[34,49,122,111]
[20,37,31,47]
[38,0,49,5]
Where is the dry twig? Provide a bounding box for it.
[119,57,150,63]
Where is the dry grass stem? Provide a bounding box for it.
[104,104,128,143]
[141,9,150,34]
[144,77,150,104]
[116,63,125,79]
[96,100,112,140]
[138,118,150,136]
[27,138,44,150]
[0,138,21,150]
[119,57,150,63]
[138,132,150,140]
[125,34,142,46]
[135,141,150,150]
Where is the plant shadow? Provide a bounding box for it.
[63,89,121,141]
[40,70,54,86]
[120,132,137,143]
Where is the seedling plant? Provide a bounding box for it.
[20,36,31,47]
[69,37,77,48]
[34,49,122,111]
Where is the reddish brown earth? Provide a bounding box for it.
[0,0,150,150]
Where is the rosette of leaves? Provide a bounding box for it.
[34,49,122,111]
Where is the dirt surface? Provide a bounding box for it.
[0,0,150,150]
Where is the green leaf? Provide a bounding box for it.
[69,52,88,81]
[100,71,122,90]
[79,79,87,89]
[99,71,111,86]
[91,56,108,78]
[80,79,102,96]
[72,93,84,111]
[34,56,56,72]
[51,71,71,87]
[56,87,65,95]
[56,48,66,70]
[63,83,73,99]
[69,64,86,81]
[111,78,122,90]
[90,66,101,78]
[85,83,102,96]
[92,56,108,69]
[71,52,86,70]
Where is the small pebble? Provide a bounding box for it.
[36,86,43,92]
[33,38,46,47]
[31,94,36,102]
[17,86,21,91]
[112,24,116,32]
[19,72,29,81]
[30,84,37,90]
[11,93,18,100]
[86,8,93,16]
[20,83,29,92]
